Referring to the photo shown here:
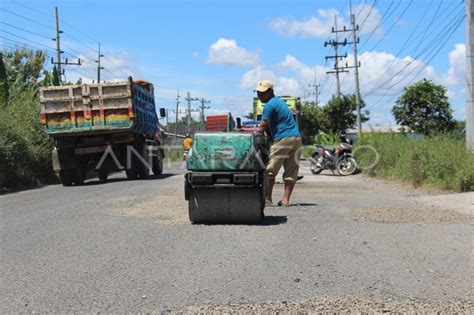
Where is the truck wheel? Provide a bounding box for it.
[73,166,86,185]
[59,169,74,186]
[152,155,163,175]
[98,170,108,181]
[135,143,150,179]
[125,160,138,180]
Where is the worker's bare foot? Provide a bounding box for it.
[277,200,290,207]
[265,199,273,205]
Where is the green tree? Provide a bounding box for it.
[51,65,60,86]
[42,71,51,87]
[319,94,369,133]
[392,79,454,135]
[0,52,8,107]
[3,48,46,90]
[299,101,321,144]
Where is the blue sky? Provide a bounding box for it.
[0,0,468,126]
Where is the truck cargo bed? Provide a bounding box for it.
[39,79,158,137]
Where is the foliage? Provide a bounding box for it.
[319,94,369,134]
[355,133,474,192]
[2,48,46,91]
[0,53,8,107]
[51,65,60,86]
[299,101,321,144]
[0,87,55,188]
[392,79,455,135]
[0,48,55,189]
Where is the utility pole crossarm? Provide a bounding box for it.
[52,7,81,84]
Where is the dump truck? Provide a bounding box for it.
[253,96,301,125]
[184,119,269,223]
[39,78,165,186]
[205,114,235,132]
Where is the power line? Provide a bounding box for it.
[364,3,463,97]
[363,0,413,52]
[367,12,465,112]
[0,29,55,52]
[0,21,52,40]
[359,0,379,30]
[361,0,439,92]
[0,36,57,56]
[359,0,401,50]
[0,8,55,30]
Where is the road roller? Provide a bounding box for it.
[184,130,269,224]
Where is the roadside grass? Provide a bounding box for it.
[163,146,184,162]
[355,133,474,192]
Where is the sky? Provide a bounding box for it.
[0,0,468,126]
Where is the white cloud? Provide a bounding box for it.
[207,38,260,67]
[268,5,382,38]
[442,43,466,86]
[351,4,384,37]
[238,65,277,89]
[268,9,342,38]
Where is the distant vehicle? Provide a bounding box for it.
[205,114,235,132]
[310,133,358,176]
[39,78,166,186]
[253,96,301,125]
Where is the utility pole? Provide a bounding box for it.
[350,1,362,135]
[175,89,180,139]
[467,0,474,151]
[185,92,199,135]
[330,3,362,134]
[51,6,81,84]
[308,82,320,105]
[325,15,349,97]
[54,7,61,83]
[95,42,104,83]
[199,97,211,130]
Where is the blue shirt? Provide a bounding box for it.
[261,96,301,140]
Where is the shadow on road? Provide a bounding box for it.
[260,215,288,225]
[83,173,177,186]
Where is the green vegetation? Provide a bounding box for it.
[0,48,56,189]
[392,79,455,135]
[0,87,55,188]
[355,133,474,192]
[299,94,369,144]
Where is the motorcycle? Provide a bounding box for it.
[183,148,190,161]
[309,142,359,176]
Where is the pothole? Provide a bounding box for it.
[353,207,473,224]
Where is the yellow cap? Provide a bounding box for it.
[254,80,273,92]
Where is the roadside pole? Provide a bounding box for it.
[467,0,474,151]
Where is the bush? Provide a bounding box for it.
[355,132,474,192]
[0,88,55,189]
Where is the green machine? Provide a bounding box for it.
[185,130,269,223]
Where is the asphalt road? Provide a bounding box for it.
[1,161,472,313]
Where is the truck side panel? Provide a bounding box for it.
[40,80,158,138]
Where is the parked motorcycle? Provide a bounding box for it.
[183,148,190,161]
[309,139,359,176]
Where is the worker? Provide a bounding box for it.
[182,134,193,161]
[183,134,193,149]
[255,80,302,207]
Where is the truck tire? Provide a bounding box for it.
[152,155,163,175]
[73,166,86,185]
[98,170,108,181]
[125,160,138,180]
[135,143,149,179]
[59,169,74,186]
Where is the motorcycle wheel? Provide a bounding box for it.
[337,156,358,176]
[310,153,324,175]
